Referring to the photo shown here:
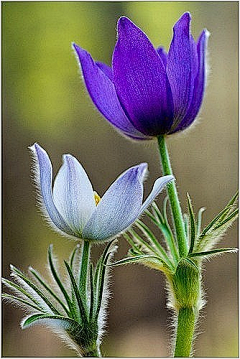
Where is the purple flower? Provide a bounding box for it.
[73,12,209,139]
[30,143,174,242]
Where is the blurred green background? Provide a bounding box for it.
[2,1,238,357]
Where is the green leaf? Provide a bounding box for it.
[151,202,165,224]
[151,202,179,263]
[2,293,44,312]
[163,196,169,224]
[145,208,161,227]
[79,241,91,305]
[128,247,142,256]
[94,239,117,317]
[123,232,142,254]
[29,267,70,316]
[213,208,238,230]
[21,313,79,330]
[189,248,238,258]
[200,195,238,238]
[89,263,94,321]
[70,244,80,270]
[195,193,238,252]
[183,213,189,241]
[48,245,76,319]
[218,191,238,222]
[135,220,174,270]
[64,261,88,324]
[10,265,61,315]
[187,193,196,254]
[108,254,162,267]
[228,191,238,205]
[128,228,153,251]
[95,252,110,316]
[196,208,238,252]
[184,258,199,272]
[94,240,116,290]
[2,277,43,308]
[197,207,206,238]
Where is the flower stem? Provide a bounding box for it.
[83,346,101,357]
[174,307,197,357]
[79,240,91,302]
[157,135,188,258]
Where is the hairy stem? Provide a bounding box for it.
[174,307,197,357]
[83,346,101,357]
[157,135,188,258]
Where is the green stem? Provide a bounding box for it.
[174,307,197,357]
[83,346,101,357]
[79,240,91,303]
[157,135,188,258]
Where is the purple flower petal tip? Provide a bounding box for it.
[117,16,133,30]
[73,12,208,139]
[175,12,191,27]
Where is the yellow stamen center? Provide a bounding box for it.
[94,191,101,206]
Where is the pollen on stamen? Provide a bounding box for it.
[94,191,101,206]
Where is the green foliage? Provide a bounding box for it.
[194,192,238,253]
[2,241,117,357]
[120,192,238,275]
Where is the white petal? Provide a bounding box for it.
[82,163,148,241]
[29,144,74,236]
[53,154,96,235]
[140,175,174,214]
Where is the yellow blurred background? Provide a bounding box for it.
[2,1,238,357]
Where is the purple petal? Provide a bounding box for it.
[52,155,96,235]
[73,43,151,140]
[170,30,209,133]
[29,144,74,236]
[82,163,148,241]
[96,61,113,81]
[156,46,168,67]
[112,17,174,136]
[166,13,197,123]
[140,175,174,214]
